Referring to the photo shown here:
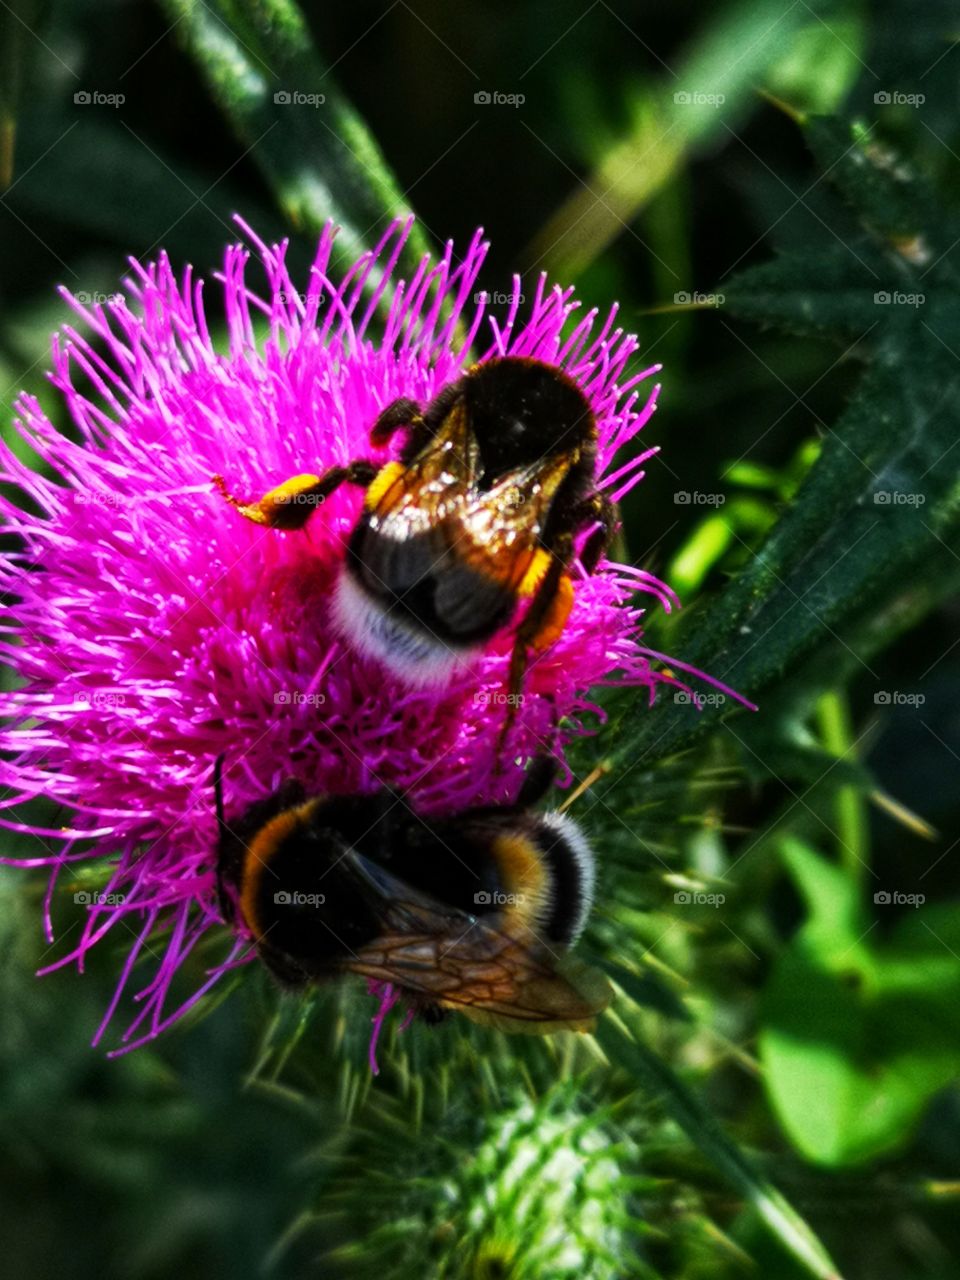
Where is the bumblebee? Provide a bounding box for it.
[215,756,610,1033]
[214,357,613,709]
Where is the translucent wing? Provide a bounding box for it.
[367,402,479,536]
[367,403,576,602]
[343,852,611,1033]
[456,452,574,597]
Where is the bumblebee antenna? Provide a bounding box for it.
[212,753,235,924]
[213,752,226,830]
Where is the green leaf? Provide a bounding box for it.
[760,844,960,1166]
[8,112,268,267]
[806,116,936,244]
[595,957,693,1023]
[721,246,881,338]
[527,0,820,278]
[779,837,866,944]
[0,0,42,187]
[157,0,431,268]
[762,12,865,115]
[610,115,960,767]
[596,1017,845,1280]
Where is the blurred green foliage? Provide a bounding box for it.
[761,840,960,1166]
[2,1,960,1278]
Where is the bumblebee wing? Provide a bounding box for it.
[457,454,574,597]
[344,852,611,1033]
[366,401,479,535]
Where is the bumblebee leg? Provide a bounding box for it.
[498,546,575,758]
[369,397,422,447]
[495,490,611,764]
[420,1003,449,1026]
[213,460,378,531]
[514,754,559,808]
[576,491,616,575]
[524,572,575,657]
[372,381,466,463]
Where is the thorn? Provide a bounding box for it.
[756,88,807,127]
[559,762,610,812]
[870,789,938,840]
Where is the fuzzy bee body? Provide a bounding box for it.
[215,758,609,1032]
[214,357,614,713]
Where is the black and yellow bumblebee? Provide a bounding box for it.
[214,357,613,712]
[214,756,610,1033]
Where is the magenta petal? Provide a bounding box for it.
[367,981,402,1075]
[0,217,745,1052]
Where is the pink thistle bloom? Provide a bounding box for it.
[0,218,748,1055]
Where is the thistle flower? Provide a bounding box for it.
[0,218,744,1053]
[314,1083,650,1277]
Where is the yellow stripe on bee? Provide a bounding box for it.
[491,832,550,931]
[529,574,574,653]
[263,474,323,503]
[516,548,552,598]
[245,474,324,526]
[216,473,324,526]
[240,800,321,940]
[363,461,407,513]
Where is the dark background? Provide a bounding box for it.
[1,1,959,1277]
